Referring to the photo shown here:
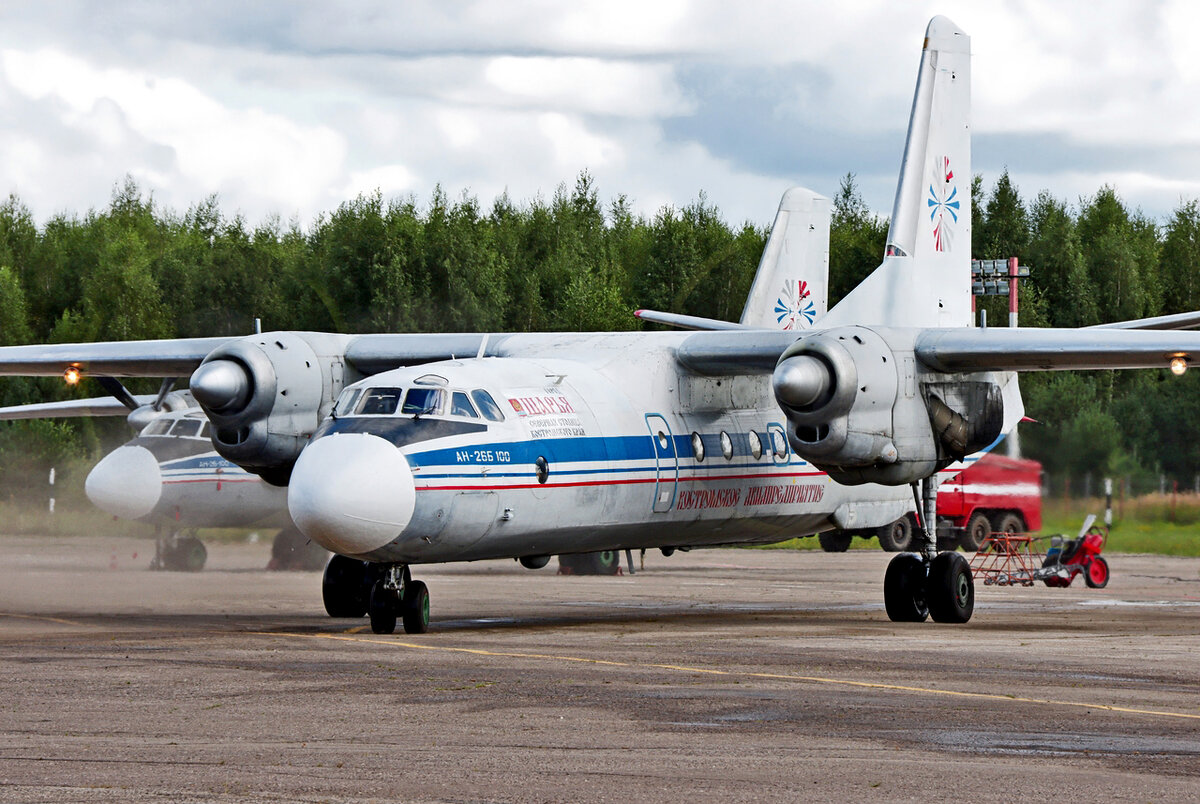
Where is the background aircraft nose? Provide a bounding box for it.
[288,433,416,557]
[85,445,162,520]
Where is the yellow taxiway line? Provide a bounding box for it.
[254,629,1200,723]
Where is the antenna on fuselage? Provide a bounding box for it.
[476,334,489,360]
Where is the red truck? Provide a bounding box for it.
[817,452,1043,552]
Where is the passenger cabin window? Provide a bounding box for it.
[141,419,173,437]
[357,387,404,415]
[471,389,504,422]
[451,391,479,418]
[170,420,202,438]
[402,387,443,416]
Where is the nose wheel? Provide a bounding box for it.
[884,478,974,624]
[368,565,431,634]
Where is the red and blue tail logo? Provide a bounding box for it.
[774,279,816,330]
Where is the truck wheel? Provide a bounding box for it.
[818,531,853,552]
[959,512,991,553]
[994,513,1024,536]
[877,517,913,552]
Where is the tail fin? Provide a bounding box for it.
[821,16,971,329]
[740,187,830,330]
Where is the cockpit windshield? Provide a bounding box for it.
[355,387,404,415]
[340,384,501,421]
[402,387,443,416]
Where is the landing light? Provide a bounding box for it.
[63,366,81,385]
[1170,356,1189,376]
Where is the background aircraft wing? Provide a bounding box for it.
[915,328,1200,372]
[0,337,233,377]
[0,396,163,420]
[633,309,754,331]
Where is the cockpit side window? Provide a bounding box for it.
[356,387,404,416]
[333,387,362,418]
[170,419,203,438]
[471,389,505,422]
[402,387,443,416]
[141,418,173,437]
[450,391,479,418]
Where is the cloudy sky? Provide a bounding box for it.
[1,0,1197,230]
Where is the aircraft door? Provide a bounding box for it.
[645,414,679,512]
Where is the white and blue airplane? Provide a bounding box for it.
[0,393,314,571]
[2,16,1199,634]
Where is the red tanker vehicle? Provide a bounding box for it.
[818,453,1043,552]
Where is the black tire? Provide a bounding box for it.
[994,513,1024,536]
[270,525,329,571]
[883,553,929,622]
[559,551,622,575]
[1084,556,1110,589]
[368,580,398,635]
[162,535,207,572]
[959,512,991,553]
[402,580,430,634]
[322,554,371,618]
[818,531,853,552]
[877,517,914,552]
[519,555,551,570]
[926,552,974,624]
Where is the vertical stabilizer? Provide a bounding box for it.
[821,16,971,329]
[740,187,830,330]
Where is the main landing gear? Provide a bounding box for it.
[883,477,974,624]
[321,557,430,634]
[150,528,207,572]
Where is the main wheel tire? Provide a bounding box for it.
[926,552,974,624]
[877,517,914,552]
[369,580,399,635]
[322,555,371,618]
[561,551,623,575]
[818,531,853,553]
[162,535,207,572]
[959,512,991,553]
[402,580,431,634]
[1084,556,1110,589]
[884,553,929,622]
[270,525,329,571]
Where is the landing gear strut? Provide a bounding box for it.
[368,564,430,635]
[883,477,974,624]
[150,528,207,572]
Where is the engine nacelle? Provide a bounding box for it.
[190,332,353,485]
[772,326,1005,486]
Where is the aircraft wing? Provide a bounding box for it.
[674,330,801,375]
[0,395,163,420]
[915,328,1200,372]
[0,337,234,377]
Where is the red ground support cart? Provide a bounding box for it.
[969,515,1110,588]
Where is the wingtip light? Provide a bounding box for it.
[1171,356,1189,376]
[63,366,81,386]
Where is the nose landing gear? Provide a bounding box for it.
[883,478,975,624]
[368,564,431,635]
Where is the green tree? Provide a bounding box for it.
[828,173,887,306]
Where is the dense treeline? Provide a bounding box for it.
[1,169,1200,495]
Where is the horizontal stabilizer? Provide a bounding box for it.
[635,310,752,331]
[1091,310,1200,331]
[915,328,1200,372]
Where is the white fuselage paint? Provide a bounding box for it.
[293,333,972,564]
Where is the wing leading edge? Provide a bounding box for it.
[915,328,1200,372]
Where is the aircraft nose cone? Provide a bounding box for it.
[288,433,416,557]
[85,445,162,520]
